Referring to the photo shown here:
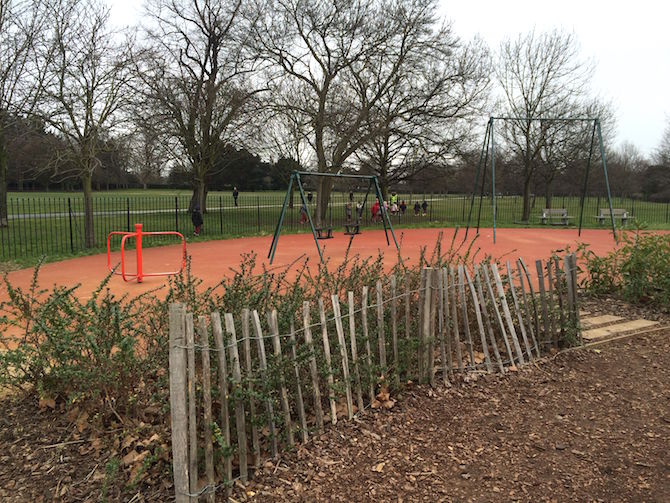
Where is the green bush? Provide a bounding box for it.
[580,230,670,308]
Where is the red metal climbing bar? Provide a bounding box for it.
[107,223,186,283]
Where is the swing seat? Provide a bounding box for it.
[344,222,361,235]
[315,227,333,239]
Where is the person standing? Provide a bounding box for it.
[399,200,407,215]
[421,200,428,216]
[192,205,203,236]
[233,187,239,207]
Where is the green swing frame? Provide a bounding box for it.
[464,116,617,243]
[268,171,400,264]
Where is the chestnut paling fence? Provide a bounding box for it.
[168,254,580,502]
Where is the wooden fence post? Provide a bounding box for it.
[319,299,338,424]
[288,322,309,444]
[553,256,566,345]
[417,268,427,378]
[211,312,233,489]
[506,261,534,361]
[464,267,492,372]
[536,259,551,352]
[241,308,260,470]
[491,263,525,366]
[169,304,189,503]
[225,313,248,482]
[376,280,387,373]
[482,265,514,365]
[437,267,450,386]
[332,295,354,419]
[474,267,504,373]
[269,310,294,446]
[545,261,558,347]
[458,265,476,367]
[348,291,365,412]
[516,260,541,357]
[390,275,398,381]
[442,268,454,378]
[449,266,464,371]
[197,316,215,501]
[303,301,324,431]
[184,314,198,501]
[251,310,278,458]
[361,287,375,403]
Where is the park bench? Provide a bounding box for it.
[315,226,333,239]
[595,208,629,225]
[539,208,572,225]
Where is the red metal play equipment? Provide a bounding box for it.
[107,223,186,282]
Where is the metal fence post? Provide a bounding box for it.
[219,195,223,235]
[175,196,179,233]
[67,197,74,253]
[126,197,130,232]
[257,195,261,232]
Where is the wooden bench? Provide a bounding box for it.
[539,208,572,225]
[344,222,360,235]
[595,208,629,225]
[315,227,333,239]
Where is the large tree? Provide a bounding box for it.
[138,0,264,212]
[40,0,133,247]
[249,0,454,224]
[356,33,490,198]
[495,29,594,221]
[0,0,51,226]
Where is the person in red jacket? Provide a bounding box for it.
[371,199,380,222]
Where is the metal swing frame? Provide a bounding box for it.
[268,171,400,264]
[464,116,618,244]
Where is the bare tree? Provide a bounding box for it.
[138,0,264,212]
[40,0,134,247]
[0,0,51,226]
[356,33,491,198]
[250,0,452,224]
[495,29,594,221]
[653,118,670,166]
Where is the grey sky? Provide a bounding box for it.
[441,0,670,156]
[109,0,670,157]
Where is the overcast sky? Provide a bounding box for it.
[109,0,670,157]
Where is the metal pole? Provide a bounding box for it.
[373,176,400,252]
[491,119,497,243]
[296,174,323,263]
[175,196,179,233]
[596,120,617,242]
[578,120,597,236]
[268,174,294,263]
[464,118,491,241]
[68,197,74,253]
[126,197,130,232]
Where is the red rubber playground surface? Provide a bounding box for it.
[0,227,632,301]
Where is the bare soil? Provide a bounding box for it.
[1,305,669,502]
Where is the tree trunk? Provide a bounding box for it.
[190,178,207,213]
[82,173,96,248]
[0,134,8,227]
[521,175,532,222]
[544,180,552,209]
[315,178,333,227]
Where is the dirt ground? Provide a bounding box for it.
[1,304,669,502]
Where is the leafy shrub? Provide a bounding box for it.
[580,230,670,308]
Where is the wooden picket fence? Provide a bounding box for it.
[168,253,580,502]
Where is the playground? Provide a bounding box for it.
[1,227,625,300]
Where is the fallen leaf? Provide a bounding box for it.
[372,462,385,473]
[39,397,56,410]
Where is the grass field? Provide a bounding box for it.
[1,189,668,267]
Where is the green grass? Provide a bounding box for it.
[1,189,669,267]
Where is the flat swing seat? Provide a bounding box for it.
[315,227,333,239]
[344,222,361,235]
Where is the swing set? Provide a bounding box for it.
[464,116,617,243]
[268,171,400,264]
